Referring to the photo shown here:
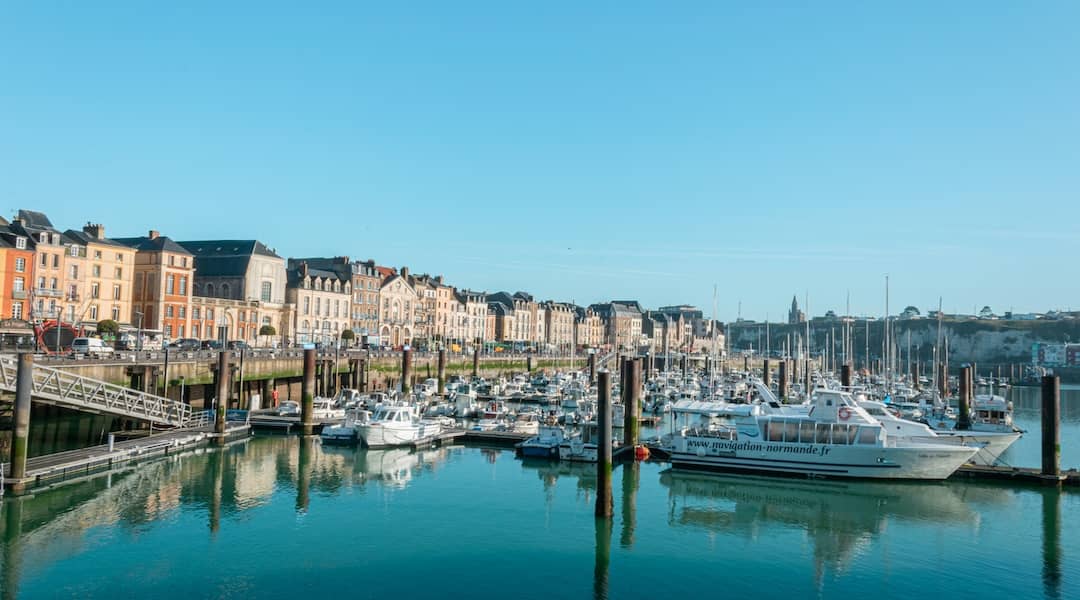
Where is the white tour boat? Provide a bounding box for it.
[667,389,977,480]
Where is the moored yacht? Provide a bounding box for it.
[355,404,443,448]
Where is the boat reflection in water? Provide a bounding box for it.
[659,470,981,578]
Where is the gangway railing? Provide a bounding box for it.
[0,354,192,427]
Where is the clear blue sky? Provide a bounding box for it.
[2,2,1077,321]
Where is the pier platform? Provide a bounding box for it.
[248,414,339,433]
[952,464,1080,487]
[2,424,251,493]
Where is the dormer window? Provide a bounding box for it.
[15,237,25,250]
[39,233,48,244]
[51,234,59,245]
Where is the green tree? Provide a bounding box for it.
[340,329,356,346]
[96,319,120,337]
[259,324,277,336]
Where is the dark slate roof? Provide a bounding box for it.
[63,229,129,248]
[15,209,57,231]
[178,240,280,278]
[112,235,193,254]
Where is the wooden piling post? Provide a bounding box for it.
[595,370,613,518]
[437,349,447,396]
[401,348,412,396]
[762,358,771,390]
[1042,375,1060,478]
[215,350,230,435]
[840,363,852,389]
[301,348,316,435]
[588,352,596,384]
[958,365,972,430]
[472,346,480,378]
[622,359,641,446]
[10,353,33,480]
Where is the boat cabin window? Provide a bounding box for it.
[799,421,816,443]
[815,423,830,444]
[858,426,879,445]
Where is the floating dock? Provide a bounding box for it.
[2,424,251,493]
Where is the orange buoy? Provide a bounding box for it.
[634,445,650,461]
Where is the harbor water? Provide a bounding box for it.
[2,432,1077,599]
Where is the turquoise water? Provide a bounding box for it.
[1,436,1076,599]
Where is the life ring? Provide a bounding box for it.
[838,406,852,421]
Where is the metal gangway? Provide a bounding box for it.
[0,354,194,427]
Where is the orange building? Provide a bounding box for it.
[0,225,35,321]
[114,230,194,341]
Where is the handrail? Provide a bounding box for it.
[0,354,193,427]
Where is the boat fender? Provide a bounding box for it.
[838,406,852,421]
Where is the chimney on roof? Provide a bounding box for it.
[436,275,444,285]
[83,222,105,240]
[401,266,409,279]
[148,230,160,240]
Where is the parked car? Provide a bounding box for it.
[277,401,300,417]
[168,338,201,350]
[201,340,223,350]
[227,340,250,351]
[71,337,115,357]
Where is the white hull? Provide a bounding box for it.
[670,438,974,480]
[356,420,442,448]
[558,439,598,463]
[911,431,1021,467]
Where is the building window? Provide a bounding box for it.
[166,275,175,295]
[12,302,22,319]
[91,283,100,299]
[179,306,186,318]
[315,297,321,314]
[179,276,187,295]
[92,265,101,277]
[52,254,59,268]
[168,255,175,266]
[14,258,25,273]
[181,257,187,267]
[112,305,120,320]
[69,265,78,279]
[89,305,98,320]
[250,311,256,323]
[115,267,122,279]
[68,284,76,300]
[50,277,57,290]
[15,237,25,250]
[303,297,310,315]
[193,308,200,320]
[94,250,102,259]
[40,253,47,267]
[221,283,230,298]
[117,253,124,262]
[165,325,172,337]
[193,324,200,338]
[178,324,185,337]
[13,277,24,291]
[206,283,215,297]
[69,245,79,257]
[261,281,271,302]
[166,305,174,318]
[207,309,214,321]
[113,284,121,300]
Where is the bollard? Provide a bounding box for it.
[595,370,613,518]
[1041,375,1060,477]
[301,348,316,435]
[10,353,33,481]
[588,353,596,384]
[215,350,230,436]
[437,349,447,396]
[958,366,972,430]
[108,433,115,452]
[401,348,412,396]
[359,358,368,392]
[526,355,534,373]
[743,354,749,371]
[472,347,480,378]
[840,364,852,389]
[763,358,771,390]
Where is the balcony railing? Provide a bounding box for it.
[34,287,62,298]
[11,290,26,300]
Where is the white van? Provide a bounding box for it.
[71,337,114,357]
